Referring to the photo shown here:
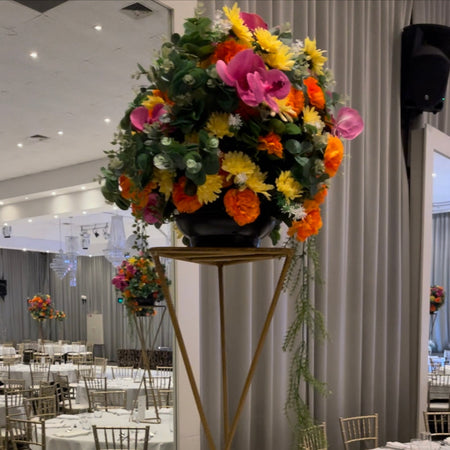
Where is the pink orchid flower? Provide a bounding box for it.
[130,103,165,131]
[216,49,290,112]
[334,107,364,140]
[240,11,268,31]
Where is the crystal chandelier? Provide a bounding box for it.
[65,235,79,287]
[50,219,70,280]
[103,215,127,267]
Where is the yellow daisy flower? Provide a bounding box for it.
[254,28,295,71]
[141,94,165,110]
[222,152,257,178]
[223,3,253,46]
[197,175,224,204]
[302,106,324,132]
[276,171,302,201]
[205,112,234,138]
[246,171,273,199]
[153,168,174,200]
[303,37,327,75]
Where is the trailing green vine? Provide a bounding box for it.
[283,236,329,445]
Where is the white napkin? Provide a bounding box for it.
[385,442,408,449]
[112,409,131,416]
[443,438,450,445]
[45,420,66,428]
[57,414,79,420]
[54,429,91,438]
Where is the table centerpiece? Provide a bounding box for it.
[28,293,55,341]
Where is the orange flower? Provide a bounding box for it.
[257,132,283,158]
[324,135,344,177]
[304,77,325,110]
[224,188,260,226]
[210,39,249,64]
[172,177,202,213]
[152,89,174,106]
[288,207,323,241]
[303,186,328,210]
[285,87,305,117]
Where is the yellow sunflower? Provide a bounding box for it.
[254,28,295,71]
[303,37,327,75]
[197,175,224,204]
[223,3,253,46]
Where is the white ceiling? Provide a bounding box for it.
[0,0,174,255]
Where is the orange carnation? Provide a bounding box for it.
[304,77,325,110]
[172,177,202,213]
[257,132,283,158]
[288,207,323,242]
[303,186,328,210]
[285,87,305,117]
[224,188,260,226]
[324,135,344,177]
[210,40,249,64]
[120,175,156,208]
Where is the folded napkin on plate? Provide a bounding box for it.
[54,429,91,438]
[57,415,79,420]
[45,421,66,428]
[385,442,408,449]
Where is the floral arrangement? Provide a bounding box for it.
[99,3,363,245]
[28,294,55,320]
[54,310,66,321]
[112,255,168,315]
[430,285,445,314]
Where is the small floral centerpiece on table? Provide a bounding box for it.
[430,285,445,314]
[98,2,363,246]
[55,310,66,321]
[112,255,168,316]
[28,293,55,340]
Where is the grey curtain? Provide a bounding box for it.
[431,212,450,352]
[0,249,173,361]
[198,1,427,449]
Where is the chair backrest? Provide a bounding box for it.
[8,417,46,450]
[299,422,328,450]
[24,395,57,420]
[83,376,107,411]
[423,411,450,439]
[4,388,27,419]
[339,414,378,450]
[4,379,26,391]
[112,366,135,379]
[91,390,127,411]
[76,365,94,382]
[94,357,108,377]
[92,425,149,450]
[155,366,173,377]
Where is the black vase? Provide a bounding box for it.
[175,206,277,248]
[135,296,156,307]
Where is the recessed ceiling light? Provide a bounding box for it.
[22,248,27,252]
[52,192,56,196]
[28,219,32,223]
[30,51,38,59]
[113,205,118,210]
[82,211,87,215]
[104,118,111,124]
[57,130,64,135]
[432,172,437,178]
[94,24,102,31]
[0,201,3,206]
[25,196,29,200]
[17,143,23,148]
[89,254,93,258]
[54,215,59,219]
[81,186,86,190]
[3,222,8,226]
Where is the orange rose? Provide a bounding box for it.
[303,186,328,210]
[210,39,249,64]
[304,77,325,110]
[288,207,323,242]
[172,177,202,213]
[324,135,344,177]
[223,188,260,226]
[257,132,283,158]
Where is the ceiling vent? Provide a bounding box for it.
[120,2,153,20]
[12,0,68,14]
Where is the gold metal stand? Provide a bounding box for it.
[150,247,294,450]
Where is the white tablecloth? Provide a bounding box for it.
[43,344,86,356]
[372,442,441,449]
[8,363,78,387]
[0,346,17,356]
[41,408,174,450]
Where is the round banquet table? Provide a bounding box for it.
[8,363,78,388]
[0,346,17,356]
[42,408,174,450]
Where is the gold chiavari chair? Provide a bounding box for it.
[92,425,150,450]
[339,414,378,450]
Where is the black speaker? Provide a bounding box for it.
[401,24,450,114]
[0,279,6,299]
